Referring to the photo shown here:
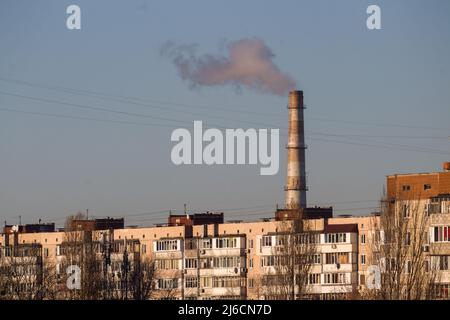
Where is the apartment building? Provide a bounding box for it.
[1,163,450,300]
[385,162,450,298]
[0,212,367,300]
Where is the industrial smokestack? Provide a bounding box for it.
[285,90,307,209]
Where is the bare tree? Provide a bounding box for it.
[58,213,103,300]
[364,193,439,300]
[0,243,52,300]
[129,257,156,300]
[260,215,318,300]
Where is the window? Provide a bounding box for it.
[296,233,320,244]
[261,236,272,247]
[212,256,240,268]
[402,185,411,191]
[215,238,237,249]
[438,256,449,271]
[141,244,146,254]
[424,184,432,190]
[212,276,242,288]
[185,239,197,250]
[261,255,287,267]
[185,277,198,288]
[155,239,179,251]
[361,234,366,244]
[325,252,349,264]
[360,274,366,286]
[326,253,337,264]
[157,278,178,290]
[309,254,321,264]
[275,235,285,246]
[361,254,366,265]
[44,248,49,257]
[323,273,348,284]
[248,239,254,249]
[185,258,198,269]
[434,284,450,299]
[248,278,254,288]
[405,232,411,246]
[324,233,347,243]
[200,257,240,269]
[201,239,212,249]
[386,258,397,271]
[424,260,430,273]
[402,205,410,218]
[249,258,253,269]
[308,274,320,285]
[201,277,212,288]
[156,259,180,270]
[432,226,449,242]
[261,256,274,267]
[406,261,412,274]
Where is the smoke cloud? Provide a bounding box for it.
[161,38,296,96]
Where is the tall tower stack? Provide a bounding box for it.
[285,90,307,209]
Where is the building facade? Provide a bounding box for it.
[1,164,450,300]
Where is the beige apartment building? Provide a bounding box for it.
[1,164,449,300]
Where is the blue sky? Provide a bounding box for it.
[1,0,449,227]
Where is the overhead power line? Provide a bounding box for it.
[0,77,285,118]
[0,90,197,126]
[1,105,448,156]
[1,76,449,132]
[0,107,179,129]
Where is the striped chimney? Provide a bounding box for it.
[285,90,307,209]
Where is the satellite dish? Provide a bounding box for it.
[11,225,19,233]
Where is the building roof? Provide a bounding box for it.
[324,223,358,234]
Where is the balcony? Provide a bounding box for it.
[322,263,355,273]
[199,248,244,257]
[321,243,356,253]
[200,286,244,297]
[320,284,354,294]
[199,267,245,277]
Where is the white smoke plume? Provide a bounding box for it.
[161,38,297,96]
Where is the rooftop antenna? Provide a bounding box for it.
[86,209,89,220]
[19,215,21,225]
[184,203,189,219]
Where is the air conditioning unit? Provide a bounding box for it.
[246,249,251,254]
[201,289,205,293]
[422,245,430,252]
[331,244,337,249]
[201,250,206,254]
